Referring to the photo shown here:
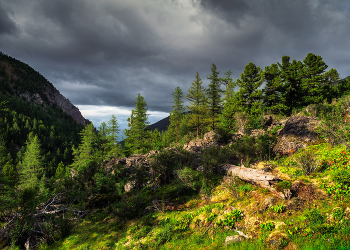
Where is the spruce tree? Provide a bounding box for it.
[106,115,120,157]
[20,134,43,187]
[236,62,263,115]
[262,63,288,114]
[186,72,207,137]
[169,87,185,143]
[124,93,150,154]
[206,63,223,131]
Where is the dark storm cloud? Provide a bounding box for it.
[0,3,17,35]
[0,0,350,123]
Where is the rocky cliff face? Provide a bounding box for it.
[44,85,89,125]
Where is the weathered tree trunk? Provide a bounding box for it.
[220,164,292,199]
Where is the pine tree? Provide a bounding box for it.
[278,56,303,114]
[301,53,328,105]
[106,115,120,157]
[206,63,223,131]
[236,62,263,115]
[169,87,185,143]
[124,93,150,154]
[186,72,207,137]
[20,134,43,187]
[262,63,288,114]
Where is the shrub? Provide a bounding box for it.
[174,166,201,190]
[276,181,291,193]
[216,209,242,228]
[293,148,320,175]
[270,204,285,213]
[260,222,275,231]
[305,208,325,225]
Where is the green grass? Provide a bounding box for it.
[19,142,350,250]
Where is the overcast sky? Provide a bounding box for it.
[1,0,350,131]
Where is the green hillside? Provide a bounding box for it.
[2,52,350,249]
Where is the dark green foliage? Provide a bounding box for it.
[0,52,53,99]
[93,171,117,194]
[124,93,151,155]
[262,63,288,114]
[169,87,185,143]
[206,63,223,131]
[229,134,276,165]
[278,56,304,115]
[332,169,350,186]
[276,181,291,193]
[305,208,325,224]
[186,72,207,137]
[301,53,329,106]
[236,62,263,115]
[150,149,181,184]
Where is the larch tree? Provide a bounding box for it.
[124,93,150,154]
[206,63,223,131]
[186,72,207,138]
[20,134,43,187]
[169,87,185,143]
[220,69,235,101]
[71,123,99,178]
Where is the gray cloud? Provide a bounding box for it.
[0,0,350,121]
[0,3,17,35]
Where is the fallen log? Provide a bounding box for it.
[220,164,292,199]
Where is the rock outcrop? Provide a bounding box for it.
[183,130,224,154]
[273,116,320,156]
[44,85,89,125]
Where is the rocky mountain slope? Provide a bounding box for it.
[0,52,88,125]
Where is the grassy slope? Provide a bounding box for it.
[33,142,350,250]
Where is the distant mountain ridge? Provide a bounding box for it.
[0,52,89,125]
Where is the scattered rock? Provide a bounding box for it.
[124,180,136,192]
[250,129,266,138]
[267,230,288,248]
[183,131,223,155]
[225,235,243,246]
[273,115,321,156]
[260,197,275,211]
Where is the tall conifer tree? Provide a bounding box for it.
[301,53,333,106]
[169,87,185,143]
[206,63,223,131]
[124,93,150,154]
[20,134,43,187]
[262,63,288,114]
[186,72,207,137]
[236,62,263,115]
[278,56,303,114]
[106,115,120,156]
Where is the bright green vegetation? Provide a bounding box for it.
[2,51,350,249]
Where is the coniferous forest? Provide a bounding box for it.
[1,51,350,249]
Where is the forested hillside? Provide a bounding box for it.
[2,52,350,249]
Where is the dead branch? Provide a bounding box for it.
[220,164,292,199]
